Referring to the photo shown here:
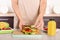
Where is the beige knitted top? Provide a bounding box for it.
[18,0,40,25]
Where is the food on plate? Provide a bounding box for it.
[0,22,11,30]
[0,22,9,29]
[22,25,40,35]
[43,27,48,33]
[44,27,48,31]
[1,27,11,30]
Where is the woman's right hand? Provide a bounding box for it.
[19,19,25,31]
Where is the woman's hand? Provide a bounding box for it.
[34,17,44,30]
[19,19,25,31]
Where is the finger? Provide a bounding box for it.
[37,23,41,30]
[34,22,38,27]
[19,25,22,31]
[40,23,44,30]
[34,19,40,26]
[34,23,40,28]
[36,22,44,30]
[19,23,22,31]
[34,21,40,28]
[34,22,41,30]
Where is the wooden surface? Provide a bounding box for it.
[13,30,23,35]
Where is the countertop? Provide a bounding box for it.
[0,29,60,40]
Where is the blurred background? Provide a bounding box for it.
[0,0,14,13]
[0,0,60,28]
[0,0,60,14]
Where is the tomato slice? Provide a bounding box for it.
[25,28,32,32]
[44,27,48,30]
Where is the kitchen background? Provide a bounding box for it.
[0,0,60,29]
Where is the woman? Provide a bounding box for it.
[12,0,46,30]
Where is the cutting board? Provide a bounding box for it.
[12,30,43,39]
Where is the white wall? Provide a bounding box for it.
[0,0,13,12]
[45,0,53,14]
[45,0,60,14]
[0,0,60,14]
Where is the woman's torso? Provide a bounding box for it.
[18,0,40,25]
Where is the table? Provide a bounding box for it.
[0,29,60,40]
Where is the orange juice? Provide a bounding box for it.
[48,19,56,36]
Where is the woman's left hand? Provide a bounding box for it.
[34,17,44,30]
